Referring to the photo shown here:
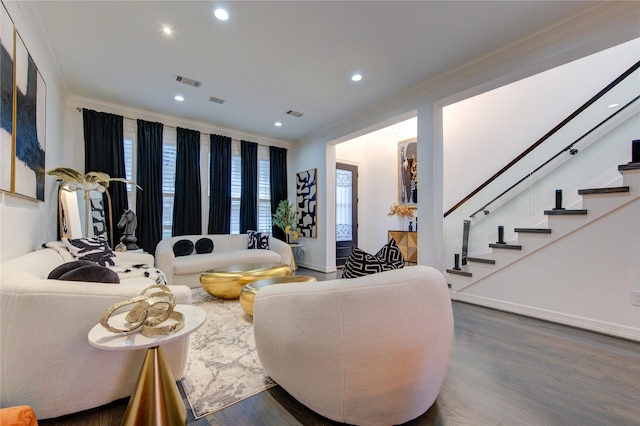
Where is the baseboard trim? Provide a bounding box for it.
[451,292,640,342]
[297,262,337,274]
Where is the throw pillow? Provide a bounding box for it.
[90,197,107,238]
[342,247,392,279]
[59,265,120,284]
[195,237,214,254]
[61,236,116,266]
[42,241,75,262]
[173,239,194,257]
[247,230,269,250]
[375,238,405,270]
[48,260,96,279]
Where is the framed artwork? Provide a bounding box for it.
[13,30,46,201]
[0,2,14,193]
[296,168,317,238]
[398,138,417,207]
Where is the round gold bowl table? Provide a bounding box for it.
[240,275,317,316]
[199,263,292,300]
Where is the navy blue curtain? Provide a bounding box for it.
[173,127,201,236]
[136,119,163,254]
[208,134,232,234]
[269,146,288,241]
[239,140,257,233]
[82,109,127,247]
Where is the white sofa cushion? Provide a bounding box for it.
[174,249,281,275]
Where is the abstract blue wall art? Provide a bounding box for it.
[296,168,317,238]
[14,30,45,201]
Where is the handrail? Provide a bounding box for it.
[469,94,640,217]
[444,60,640,218]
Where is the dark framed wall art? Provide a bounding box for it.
[398,138,417,207]
[296,168,317,238]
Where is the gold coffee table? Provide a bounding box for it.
[240,275,317,316]
[200,263,292,299]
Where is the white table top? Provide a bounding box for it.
[88,304,205,351]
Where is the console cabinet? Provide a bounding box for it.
[387,230,417,264]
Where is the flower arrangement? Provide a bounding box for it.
[387,202,415,218]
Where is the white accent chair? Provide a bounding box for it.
[253,265,454,426]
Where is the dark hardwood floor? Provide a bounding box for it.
[40,268,640,425]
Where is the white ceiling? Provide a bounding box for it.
[32,1,592,142]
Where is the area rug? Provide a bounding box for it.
[181,288,275,419]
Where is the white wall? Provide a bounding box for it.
[335,117,417,254]
[297,3,640,273]
[443,38,640,211]
[0,2,65,262]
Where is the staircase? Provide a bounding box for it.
[446,162,640,341]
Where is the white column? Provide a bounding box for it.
[417,101,445,272]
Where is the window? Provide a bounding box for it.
[123,119,136,209]
[257,145,272,232]
[162,129,177,239]
[230,141,241,234]
[230,142,271,234]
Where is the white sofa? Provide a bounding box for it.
[155,234,293,287]
[253,265,454,426]
[0,246,192,420]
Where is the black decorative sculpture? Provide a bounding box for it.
[117,209,139,250]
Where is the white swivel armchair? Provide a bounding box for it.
[253,266,454,426]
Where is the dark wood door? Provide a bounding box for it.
[336,163,358,267]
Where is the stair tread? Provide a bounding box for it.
[446,268,472,277]
[618,162,640,171]
[467,257,496,264]
[489,243,522,250]
[514,228,552,234]
[578,186,629,195]
[544,209,588,215]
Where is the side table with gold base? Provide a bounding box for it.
[88,305,205,426]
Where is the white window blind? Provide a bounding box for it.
[257,145,272,233]
[162,128,177,239]
[230,142,271,234]
[123,119,136,210]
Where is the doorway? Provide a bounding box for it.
[336,163,358,267]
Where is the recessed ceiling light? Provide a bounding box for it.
[162,25,173,35]
[351,73,363,82]
[214,8,229,21]
[608,103,619,108]
[274,122,282,127]
[174,95,184,102]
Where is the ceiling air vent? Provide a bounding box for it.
[208,96,225,105]
[174,75,202,88]
[286,110,304,118]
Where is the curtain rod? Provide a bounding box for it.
[76,107,274,147]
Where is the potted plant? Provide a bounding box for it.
[272,200,298,243]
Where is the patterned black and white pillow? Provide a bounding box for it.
[247,231,270,250]
[90,197,107,238]
[342,247,393,279]
[61,236,116,266]
[375,238,405,270]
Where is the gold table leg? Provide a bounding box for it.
[122,346,186,426]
